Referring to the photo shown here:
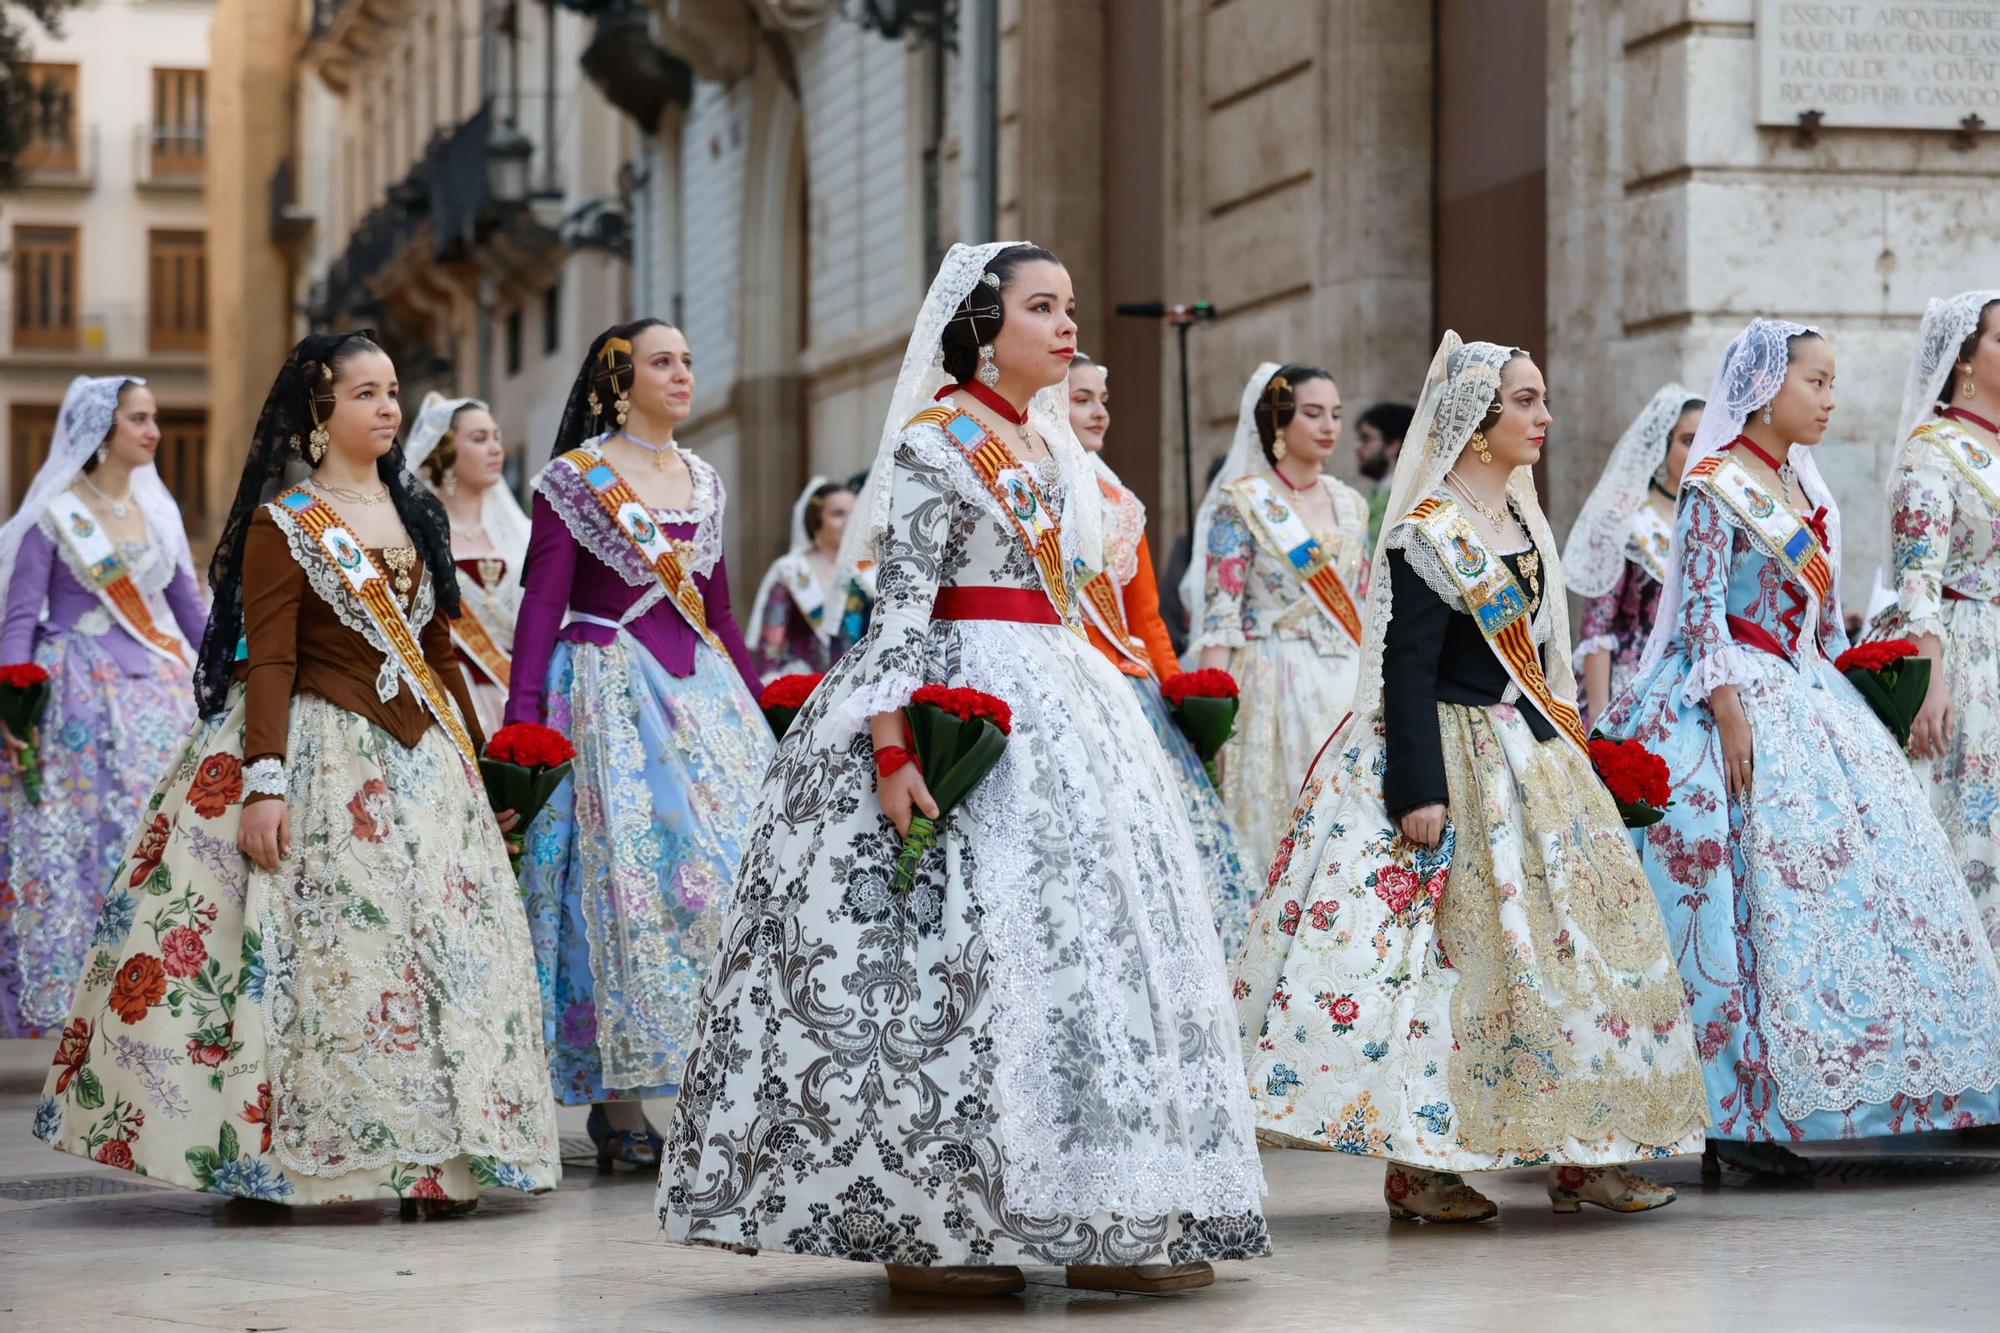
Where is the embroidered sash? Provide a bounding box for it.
[1226,475,1363,645]
[1406,496,1587,755]
[908,406,1073,624]
[1074,559,1152,673]
[775,552,831,639]
[44,492,189,667]
[553,449,726,654]
[449,605,512,688]
[1917,418,2000,512]
[269,488,479,766]
[1626,502,1674,586]
[1686,454,1834,609]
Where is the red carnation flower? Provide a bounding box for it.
[910,685,1013,735]
[484,722,576,769]
[1589,737,1672,811]
[1834,639,1919,674]
[759,673,825,711]
[1161,668,1240,706]
[0,662,51,689]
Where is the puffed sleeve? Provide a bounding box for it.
[0,524,55,664]
[1674,488,1757,705]
[1124,533,1183,682]
[242,511,303,789]
[1381,547,1452,818]
[502,492,578,728]
[163,562,210,650]
[696,551,763,698]
[421,589,485,755]
[832,430,952,731]
[1575,560,1641,663]
[1888,449,1955,643]
[1192,494,1253,651]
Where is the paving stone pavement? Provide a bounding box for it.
[2,1038,1997,1332]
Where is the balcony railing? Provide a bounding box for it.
[15,123,96,189]
[136,124,205,189]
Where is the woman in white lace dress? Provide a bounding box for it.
[659,243,1267,1297]
[1184,364,1370,870]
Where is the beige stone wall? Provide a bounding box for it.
[1546,0,2000,596]
[1160,0,1434,544]
[206,0,300,541]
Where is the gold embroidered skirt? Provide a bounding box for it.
[1231,701,1708,1170]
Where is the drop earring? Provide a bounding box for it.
[1762,407,1773,426]
[977,344,1000,389]
[307,424,330,465]
[614,386,632,428]
[1965,369,1978,401]
[95,445,108,467]
[1472,430,1494,465]
[443,470,459,496]
[1271,435,1288,463]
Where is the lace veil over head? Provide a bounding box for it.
[1631,317,1838,681]
[835,240,1101,587]
[0,374,194,600]
[1177,362,1281,651]
[1561,382,1701,599]
[402,390,530,584]
[1896,290,2000,464]
[1347,333,1575,727]
[748,474,833,645]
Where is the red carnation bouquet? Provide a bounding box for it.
[1161,668,1240,788]
[759,672,824,738]
[1835,639,1929,749]
[1589,736,1673,828]
[0,662,53,805]
[480,722,577,872]
[891,685,1013,893]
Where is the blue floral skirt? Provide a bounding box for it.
[520,634,772,1104]
[1130,676,1256,959]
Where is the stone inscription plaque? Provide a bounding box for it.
[1758,1,2000,130]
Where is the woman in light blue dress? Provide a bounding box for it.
[1600,318,2000,1174]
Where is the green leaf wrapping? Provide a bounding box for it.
[889,701,1011,893]
[1170,695,1239,764]
[478,758,573,830]
[1844,662,1926,748]
[762,704,803,739]
[1616,800,1667,829]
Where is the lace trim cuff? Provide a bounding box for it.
[834,671,921,733]
[1682,642,1760,706]
[243,757,287,799]
[1188,625,1248,652]
[1573,632,1621,662]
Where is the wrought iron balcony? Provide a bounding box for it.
[135,124,205,190]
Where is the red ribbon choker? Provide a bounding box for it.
[1944,405,2000,435]
[937,381,1030,426]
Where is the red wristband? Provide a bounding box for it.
[874,746,918,778]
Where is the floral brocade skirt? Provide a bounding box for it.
[1232,702,1709,1171]
[33,691,561,1204]
[1221,633,1359,875]
[519,634,773,1105]
[1606,647,2000,1141]
[1130,675,1257,959]
[0,630,193,1037]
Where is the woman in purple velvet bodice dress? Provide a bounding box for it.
[0,375,206,1036]
[507,320,774,1165]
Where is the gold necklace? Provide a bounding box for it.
[310,476,391,506]
[1448,472,1539,604]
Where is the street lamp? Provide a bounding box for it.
[487,120,534,209]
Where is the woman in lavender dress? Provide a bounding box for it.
[0,376,204,1036]
[508,320,774,1164]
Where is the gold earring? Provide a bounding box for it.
[307,424,330,465]
[587,389,602,417]
[1270,435,1288,463]
[1965,372,1978,401]
[1472,430,1493,465]
[614,386,632,427]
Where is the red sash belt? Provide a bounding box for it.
[1944,587,2000,604]
[932,586,1061,624]
[1727,614,1792,661]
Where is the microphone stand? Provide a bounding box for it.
[1113,301,1216,536]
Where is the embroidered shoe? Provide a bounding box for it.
[1547,1164,1677,1214]
[1383,1163,1498,1223]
